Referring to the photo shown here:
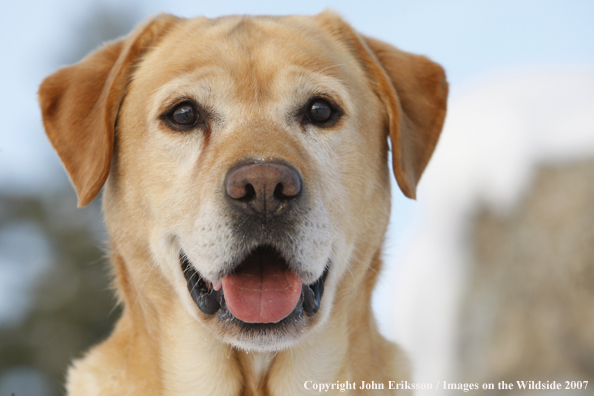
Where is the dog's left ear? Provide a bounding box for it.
[315,11,448,199]
[38,14,180,207]
[362,36,448,199]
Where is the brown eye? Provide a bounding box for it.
[306,99,333,124]
[170,102,198,126]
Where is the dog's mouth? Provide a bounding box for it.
[181,245,328,325]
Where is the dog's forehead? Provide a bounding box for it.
[134,15,361,103]
[165,15,353,68]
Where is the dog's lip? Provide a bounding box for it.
[179,247,329,322]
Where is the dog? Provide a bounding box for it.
[38,11,447,395]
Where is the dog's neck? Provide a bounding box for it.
[246,351,275,382]
[67,250,406,395]
[83,251,347,395]
[155,299,348,395]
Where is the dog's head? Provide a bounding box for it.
[39,12,447,351]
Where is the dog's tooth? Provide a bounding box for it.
[182,255,221,315]
[196,277,209,294]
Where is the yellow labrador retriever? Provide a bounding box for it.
[39,11,447,395]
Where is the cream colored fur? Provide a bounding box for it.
[38,11,447,396]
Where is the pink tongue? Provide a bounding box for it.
[222,251,302,323]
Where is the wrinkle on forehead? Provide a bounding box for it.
[137,15,355,109]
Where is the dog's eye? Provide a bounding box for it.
[306,99,333,124]
[170,102,199,126]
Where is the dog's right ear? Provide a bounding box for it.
[38,14,180,207]
[314,10,447,200]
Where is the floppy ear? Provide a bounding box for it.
[315,11,448,199]
[38,14,180,207]
[363,36,448,199]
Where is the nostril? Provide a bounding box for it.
[273,180,300,200]
[274,183,286,200]
[239,183,256,202]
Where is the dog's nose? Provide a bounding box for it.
[225,162,301,217]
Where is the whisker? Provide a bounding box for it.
[131,264,157,313]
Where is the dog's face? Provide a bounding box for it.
[39,12,447,352]
[111,15,392,350]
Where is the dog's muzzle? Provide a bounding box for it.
[181,160,328,325]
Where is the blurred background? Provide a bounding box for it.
[1,1,593,395]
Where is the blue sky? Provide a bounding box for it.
[1,0,593,331]
[1,0,593,193]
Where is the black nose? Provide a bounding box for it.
[225,162,301,217]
